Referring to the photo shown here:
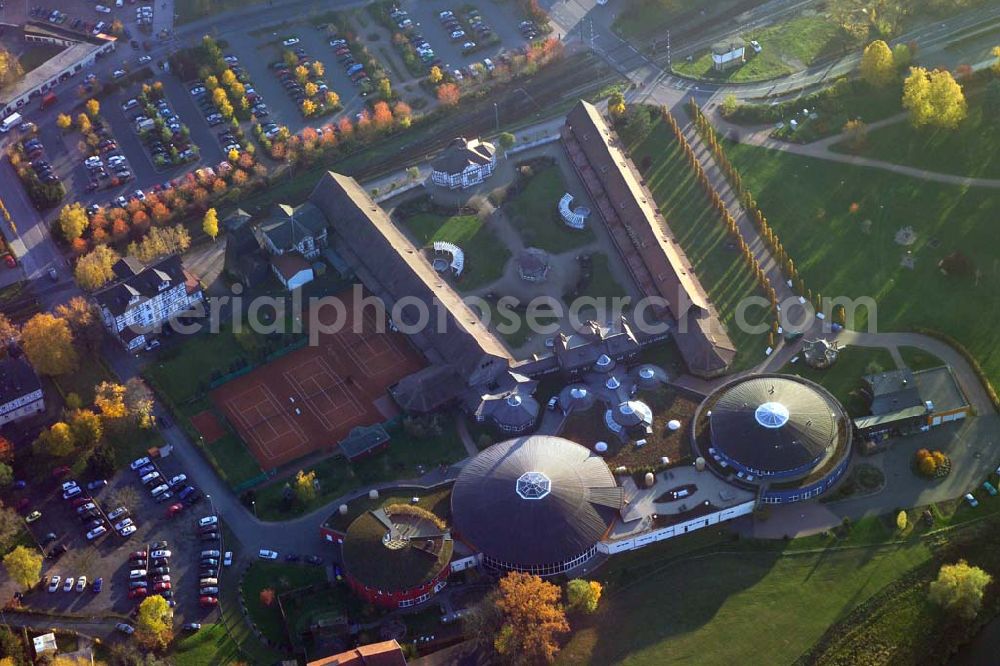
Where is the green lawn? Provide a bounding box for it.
[281,583,365,652]
[322,485,452,533]
[399,212,510,291]
[630,116,771,370]
[240,563,320,648]
[830,89,1000,178]
[18,45,63,74]
[673,17,860,82]
[576,253,625,304]
[899,346,945,372]
[503,164,595,252]
[53,353,115,404]
[144,326,259,405]
[172,624,243,666]
[253,419,465,520]
[780,346,897,416]
[559,540,930,665]
[723,139,1000,390]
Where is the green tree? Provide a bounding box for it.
[69,409,103,448]
[202,207,219,240]
[927,68,967,129]
[3,545,43,590]
[0,462,11,488]
[902,66,933,127]
[39,422,75,457]
[860,40,895,87]
[929,560,992,619]
[896,510,908,531]
[608,90,626,118]
[58,202,88,241]
[497,132,515,153]
[566,578,602,614]
[986,79,1000,118]
[135,595,173,649]
[721,93,738,116]
[294,469,317,504]
[892,43,911,68]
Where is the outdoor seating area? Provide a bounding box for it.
[558,192,590,229]
[432,241,465,276]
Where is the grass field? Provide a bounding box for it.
[629,115,771,370]
[576,253,626,305]
[172,624,242,666]
[723,139,1000,389]
[899,345,945,371]
[253,419,465,520]
[780,345,897,416]
[400,212,510,291]
[673,17,859,83]
[240,562,319,647]
[831,90,1000,178]
[52,353,115,404]
[503,164,595,253]
[558,540,931,665]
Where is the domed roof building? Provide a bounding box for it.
[341,505,453,609]
[693,374,852,503]
[451,436,623,576]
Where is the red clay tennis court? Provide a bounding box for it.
[190,411,226,445]
[210,290,425,470]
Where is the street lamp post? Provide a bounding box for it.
[493,102,499,133]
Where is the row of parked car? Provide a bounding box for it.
[60,475,136,541]
[388,8,440,71]
[19,137,59,186]
[327,39,369,86]
[130,455,203,507]
[82,123,134,192]
[273,47,336,111]
[126,542,175,601]
[196,514,227,607]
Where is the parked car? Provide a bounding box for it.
[76,576,87,592]
[198,516,218,528]
[108,507,129,521]
[150,549,171,559]
[86,479,108,491]
[116,623,135,635]
[130,457,151,470]
[965,493,980,508]
[258,549,278,560]
[48,575,61,592]
[25,511,41,523]
[199,596,218,607]
[281,37,300,46]
[86,526,106,540]
[223,551,233,567]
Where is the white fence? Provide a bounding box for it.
[599,500,756,554]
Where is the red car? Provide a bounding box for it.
[129,588,148,599]
[199,596,218,607]
[3,255,15,268]
[72,496,93,508]
[166,503,184,518]
[129,551,148,561]
[153,582,171,592]
[52,466,71,478]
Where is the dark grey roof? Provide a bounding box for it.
[93,255,188,317]
[256,202,328,251]
[708,375,844,476]
[339,424,390,461]
[864,369,922,415]
[391,365,466,413]
[913,366,968,413]
[309,172,510,384]
[554,317,640,371]
[431,137,496,175]
[225,224,269,286]
[451,436,622,567]
[0,357,41,405]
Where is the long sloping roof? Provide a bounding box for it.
[562,101,735,377]
[309,172,510,387]
[451,436,621,566]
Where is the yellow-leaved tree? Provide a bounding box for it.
[21,313,77,375]
[135,594,173,649]
[860,40,895,87]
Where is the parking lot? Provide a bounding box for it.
[13,450,229,626]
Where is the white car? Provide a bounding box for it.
[86,526,106,540]
[48,575,61,592]
[119,525,137,537]
[95,5,111,13]
[282,37,300,46]
[112,69,127,79]
[258,549,278,560]
[114,518,133,531]
[138,55,152,64]
[150,484,169,496]
[130,457,151,471]
[150,549,171,559]
[190,86,206,96]
[61,480,79,492]
[129,569,147,579]
[63,577,75,592]
[107,506,128,521]
[76,576,87,592]
[223,551,233,567]
[198,516,218,528]
[85,155,103,167]
[141,471,161,485]
[116,623,135,635]
[201,550,220,558]
[169,474,187,487]
[63,486,82,500]
[750,40,762,54]
[965,492,979,508]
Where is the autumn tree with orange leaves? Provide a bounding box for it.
[373,101,393,130]
[437,83,460,107]
[493,572,568,663]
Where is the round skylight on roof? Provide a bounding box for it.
[755,402,790,429]
[570,387,587,399]
[606,377,621,390]
[515,471,551,500]
[506,395,523,407]
[639,367,654,379]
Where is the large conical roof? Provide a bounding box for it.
[452,436,621,567]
